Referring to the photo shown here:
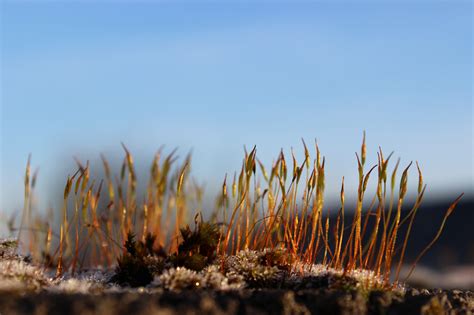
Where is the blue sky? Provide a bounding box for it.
[1,1,472,216]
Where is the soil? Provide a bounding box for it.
[0,288,472,315]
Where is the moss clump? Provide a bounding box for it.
[0,239,19,259]
[259,247,293,272]
[0,239,18,249]
[110,232,165,287]
[111,221,221,287]
[222,249,284,288]
[171,221,221,271]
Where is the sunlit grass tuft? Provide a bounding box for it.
[11,134,463,290]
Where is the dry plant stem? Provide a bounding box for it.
[18,155,31,244]
[404,193,464,282]
[374,159,400,275]
[342,159,363,271]
[353,133,367,269]
[57,225,64,277]
[382,162,412,281]
[383,199,403,282]
[56,173,76,276]
[394,185,426,282]
[384,159,402,240]
[360,194,377,244]
[223,191,248,255]
[363,151,390,269]
[363,204,381,269]
[44,226,52,267]
[28,169,39,254]
[333,177,345,269]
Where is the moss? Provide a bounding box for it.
[159,267,203,290]
[171,221,221,271]
[0,239,18,249]
[155,265,245,291]
[259,247,293,272]
[0,239,18,259]
[111,221,221,287]
[110,232,165,287]
[223,249,282,288]
[111,253,153,287]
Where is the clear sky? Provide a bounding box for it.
[1,1,472,217]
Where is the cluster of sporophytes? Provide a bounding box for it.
[11,135,463,290]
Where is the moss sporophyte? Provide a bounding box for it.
[7,134,462,291]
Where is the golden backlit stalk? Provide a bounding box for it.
[56,224,64,277]
[363,150,391,269]
[223,191,248,255]
[404,193,463,282]
[18,155,31,244]
[332,177,345,269]
[374,158,400,275]
[395,183,426,282]
[383,162,412,281]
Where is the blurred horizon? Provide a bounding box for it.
[1,1,472,217]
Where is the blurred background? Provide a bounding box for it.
[1,1,472,287]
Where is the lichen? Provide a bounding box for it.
[0,259,50,291]
[154,265,245,291]
[201,265,245,290]
[221,249,284,287]
[0,237,400,294]
[158,267,203,290]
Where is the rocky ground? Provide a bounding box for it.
[1,239,473,315]
[0,287,472,315]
